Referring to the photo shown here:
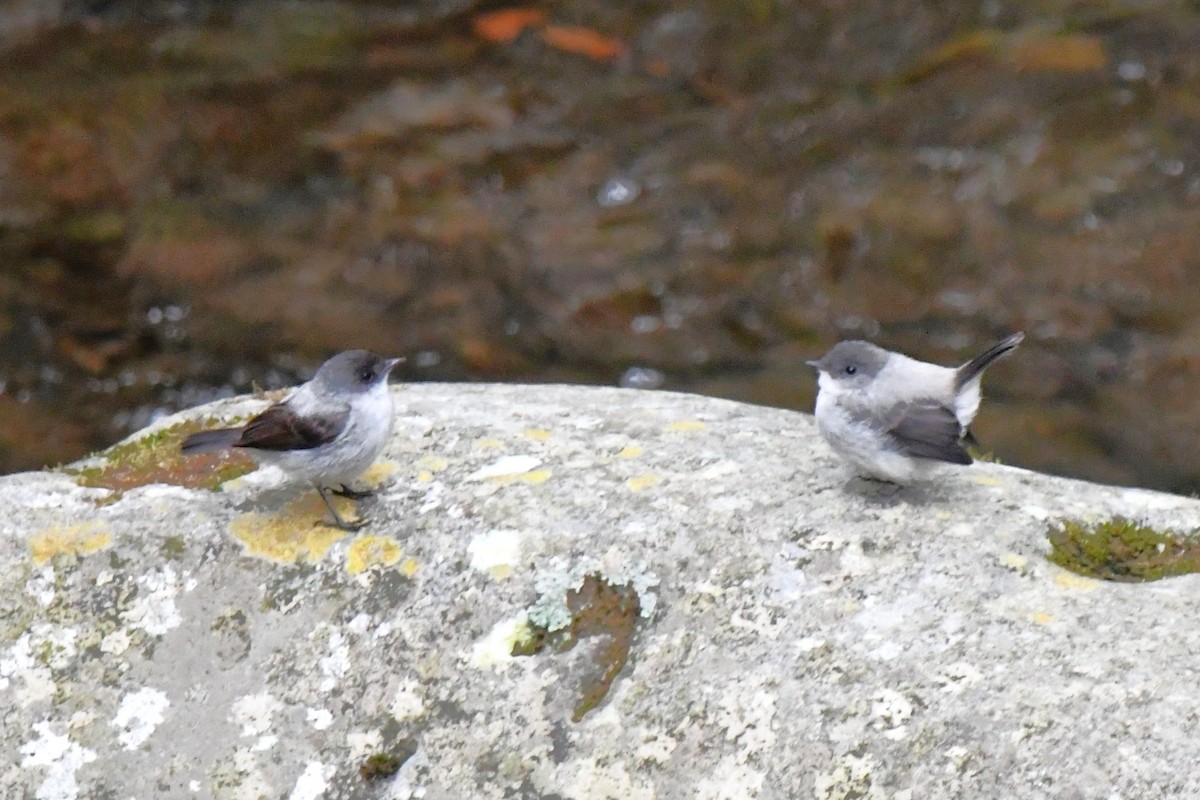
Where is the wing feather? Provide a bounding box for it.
[884,401,972,465]
[234,402,348,451]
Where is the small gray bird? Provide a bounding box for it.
[808,333,1024,484]
[181,349,403,530]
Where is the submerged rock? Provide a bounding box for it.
[2,383,1200,798]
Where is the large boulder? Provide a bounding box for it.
[1,384,1197,799]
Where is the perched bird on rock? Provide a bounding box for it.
[808,333,1024,484]
[182,349,403,530]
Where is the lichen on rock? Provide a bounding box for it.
[2,384,1200,798]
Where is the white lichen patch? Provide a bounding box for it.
[231,693,283,737]
[33,624,78,670]
[121,566,183,636]
[633,728,677,764]
[470,612,531,670]
[715,686,777,759]
[288,761,334,800]
[318,628,350,692]
[306,708,333,731]
[26,566,57,607]
[467,454,542,480]
[467,529,523,580]
[67,711,94,731]
[814,753,889,800]
[20,720,97,800]
[219,748,273,800]
[346,729,383,759]
[111,687,170,750]
[2,631,60,707]
[388,678,426,722]
[99,629,131,656]
[695,756,765,799]
[555,756,654,800]
[251,735,277,752]
[934,662,984,694]
[870,688,914,740]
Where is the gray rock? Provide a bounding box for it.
[1,383,1198,799]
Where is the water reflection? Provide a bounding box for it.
[2,3,1200,494]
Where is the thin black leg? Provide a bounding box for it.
[331,483,375,501]
[316,485,366,531]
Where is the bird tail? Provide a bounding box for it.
[180,427,244,454]
[954,332,1025,391]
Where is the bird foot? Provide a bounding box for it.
[331,484,375,500]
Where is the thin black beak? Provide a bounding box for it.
[806,359,821,370]
[384,357,405,376]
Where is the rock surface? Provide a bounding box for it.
[2,383,1199,799]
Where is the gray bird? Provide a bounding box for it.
[808,333,1024,484]
[181,349,403,530]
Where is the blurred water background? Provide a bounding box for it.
[1,0,1199,492]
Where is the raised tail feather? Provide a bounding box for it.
[180,427,244,454]
[954,332,1025,391]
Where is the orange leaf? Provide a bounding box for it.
[472,8,546,43]
[540,25,624,62]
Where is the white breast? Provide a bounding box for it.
[264,382,395,486]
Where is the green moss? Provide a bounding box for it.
[62,418,254,498]
[160,536,187,560]
[359,753,402,782]
[1046,516,1200,582]
[512,574,640,722]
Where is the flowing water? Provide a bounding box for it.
[2,1,1199,492]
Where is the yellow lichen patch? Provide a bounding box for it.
[229,494,355,564]
[523,428,552,442]
[1053,572,1100,592]
[417,455,449,473]
[399,557,419,577]
[417,470,435,483]
[474,438,504,450]
[970,475,1002,486]
[1030,612,1055,625]
[30,522,112,565]
[486,469,553,486]
[999,553,1028,570]
[665,420,706,432]
[346,535,403,575]
[471,612,532,669]
[626,473,661,492]
[361,459,399,487]
[616,445,643,459]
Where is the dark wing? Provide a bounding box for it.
[884,401,972,465]
[234,402,348,451]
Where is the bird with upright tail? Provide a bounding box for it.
[808,333,1024,485]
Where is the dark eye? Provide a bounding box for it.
[358,367,374,382]
[844,365,857,375]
